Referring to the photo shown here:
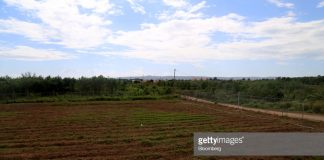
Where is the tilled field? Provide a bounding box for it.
[1,100,324,160]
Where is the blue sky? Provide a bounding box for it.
[0,0,324,77]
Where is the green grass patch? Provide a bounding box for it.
[57,112,104,123]
[140,139,157,147]
[134,153,163,160]
[131,108,212,125]
[122,138,134,143]
[173,132,189,138]
[3,94,180,104]
[0,144,7,148]
[96,139,114,145]
[148,135,166,141]
[0,111,17,117]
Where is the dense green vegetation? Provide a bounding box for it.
[176,77,324,113]
[1,73,324,113]
[0,73,173,103]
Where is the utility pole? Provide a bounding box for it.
[174,69,176,80]
[172,69,176,92]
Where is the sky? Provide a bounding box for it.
[0,0,324,78]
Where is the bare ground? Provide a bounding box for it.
[1,100,324,160]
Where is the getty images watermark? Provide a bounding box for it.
[197,135,244,152]
[194,132,324,156]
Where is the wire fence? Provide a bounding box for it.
[180,90,324,115]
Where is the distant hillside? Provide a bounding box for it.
[118,76,209,80]
[118,76,276,81]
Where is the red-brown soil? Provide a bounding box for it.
[1,100,324,160]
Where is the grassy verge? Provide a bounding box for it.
[0,94,180,104]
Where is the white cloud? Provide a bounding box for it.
[0,19,57,42]
[163,0,188,8]
[317,1,324,8]
[158,1,207,20]
[104,14,324,63]
[0,46,74,60]
[74,0,117,14]
[267,0,294,9]
[1,0,323,64]
[4,0,118,14]
[127,0,146,14]
[1,0,117,49]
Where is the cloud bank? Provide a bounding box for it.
[0,0,323,63]
[0,46,73,60]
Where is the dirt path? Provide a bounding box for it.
[181,95,324,123]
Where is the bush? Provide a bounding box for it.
[312,101,324,113]
[313,106,322,113]
[280,102,291,110]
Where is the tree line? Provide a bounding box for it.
[1,73,324,113]
[171,76,324,113]
[1,73,324,101]
[173,76,324,101]
[0,73,172,99]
